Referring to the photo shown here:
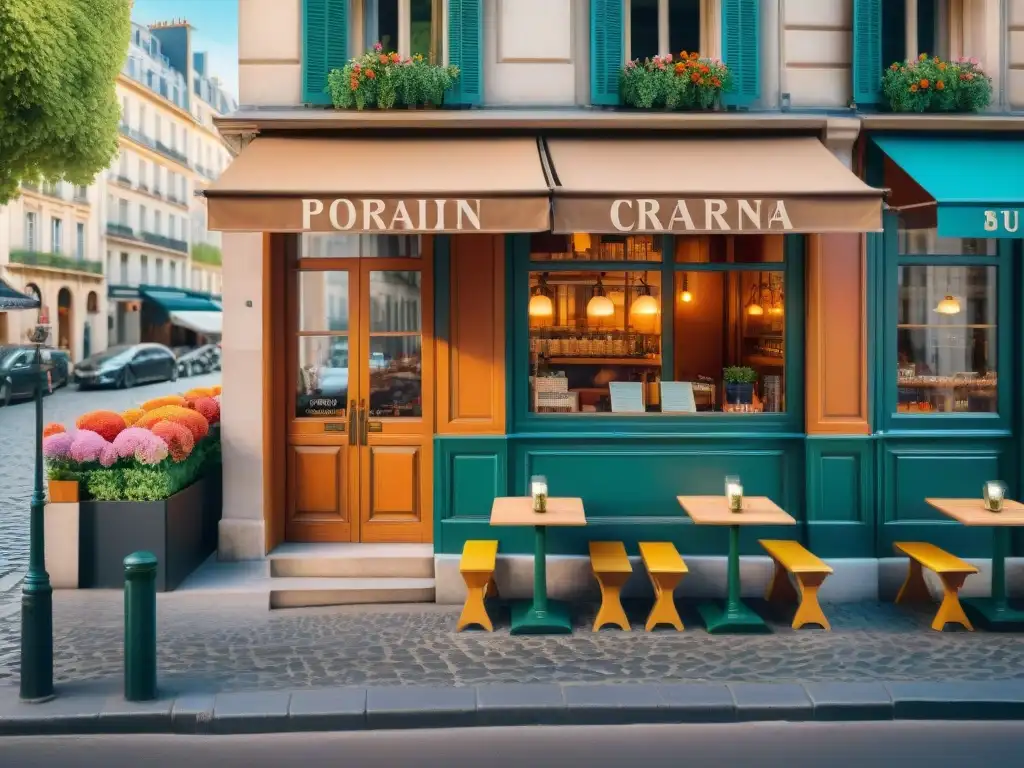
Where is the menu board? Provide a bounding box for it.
[609,382,645,413]
[661,382,697,413]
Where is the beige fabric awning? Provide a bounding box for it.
[206,137,552,233]
[546,137,883,235]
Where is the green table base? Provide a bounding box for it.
[963,598,1024,630]
[698,600,770,634]
[509,600,573,635]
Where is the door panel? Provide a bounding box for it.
[287,444,355,542]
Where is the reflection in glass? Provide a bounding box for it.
[629,0,658,61]
[898,228,995,257]
[299,271,349,331]
[369,271,421,333]
[368,336,422,418]
[675,234,784,263]
[410,0,434,59]
[897,265,997,414]
[527,271,662,413]
[530,234,662,262]
[300,233,421,259]
[296,336,349,418]
[667,0,701,56]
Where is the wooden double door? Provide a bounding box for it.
[286,239,433,543]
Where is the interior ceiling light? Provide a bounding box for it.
[587,273,615,318]
[630,274,660,316]
[680,274,693,303]
[934,294,962,315]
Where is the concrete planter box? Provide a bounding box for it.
[44,502,80,589]
[78,469,221,592]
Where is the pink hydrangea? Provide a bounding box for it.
[112,427,157,460]
[135,435,169,466]
[69,430,109,464]
[99,443,119,468]
[43,431,74,460]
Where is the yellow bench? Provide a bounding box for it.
[894,541,977,631]
[639,542,687,631]
[760,539,834,630]
[457,540,499,632]
[589,541,633,631]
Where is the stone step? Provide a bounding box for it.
[269,577,436,609]
[269,543,434,579]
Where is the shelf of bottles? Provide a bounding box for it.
[530,329,661,365]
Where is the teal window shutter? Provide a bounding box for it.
[448,0,483,106]
[721,0,759,107]
[302,0,349,105]
[853,0,882,106]
[590,0,624,106]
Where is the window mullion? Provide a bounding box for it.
[398,0,411,58]
[658,0,670,56]
[905,0,919,61]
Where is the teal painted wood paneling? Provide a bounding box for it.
[433,436,508,552]
[721,0,760,107]
[805,437,875,558]
[852,0,882,105]
[590,0,624,105]
[448,0,483,105]
[878,439,1013,557]
[302,0,349,104]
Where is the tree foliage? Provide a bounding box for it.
[0,0,131,204]
[191,242,223,267]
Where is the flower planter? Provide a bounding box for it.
[44,501,79,589]
[78,472,219,591]
[48,479,78,503]
[725,382,754,406]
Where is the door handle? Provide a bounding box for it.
[360,398,368,444]
[348,400,357,446]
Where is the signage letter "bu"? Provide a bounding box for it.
[984,210,1020,233]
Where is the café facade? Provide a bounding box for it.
[205,113,1024,603]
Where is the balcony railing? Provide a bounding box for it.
[116,175,133,187]
[41,184,64,200]
[21,182,39,192]
[141,231,188,253]
[167,195,186,207]
[106,222,136,239]
[154,141,189,166]
[9,249,102,275]
[137,183,150,193]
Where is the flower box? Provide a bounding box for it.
[881,54,992,113]
[620,51,732,110]
[44,501,80,589]
[328,42,460,110]
[48,479,78,503]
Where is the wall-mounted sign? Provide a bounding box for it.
[608,198,794,232]
[937,206,1024,240]
[367,421,383,433]
[302,198,484,232]
[983,209,1021,235]
[323,422,346,433]
[298,396,341,417]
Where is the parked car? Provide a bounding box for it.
[74,343,178,390]
[0,345,71,406]
[176,344,220,377]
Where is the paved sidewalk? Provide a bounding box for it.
[2,591,1024,693]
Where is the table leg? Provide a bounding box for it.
[697,525,770,634]
[963,527,1024,630]
[509,525,573,635]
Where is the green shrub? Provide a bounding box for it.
[881,54,992,112]
[327,43,459,110]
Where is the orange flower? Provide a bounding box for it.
[43,423,66,438]
[910,84,919,92]
[690,72,701,83]
[211,385,222,396]
[679,50,688,59]
[136,406,210,442]
[919,78,929,88]
[192,396,221,425]
[890,63,899,71]
[379,54,388,64]
[151,421,195,463]
[390,52,400,63]
[75,410,126,442]
[711,77,722,88]
[184,387,215,399]
[699,64,709,73]
[938,62,946,71]
[674,62,685,73]
[689,52,698,60]
[936,80,945,90]
[919,53,928,61]
[121,408,145,426]
[142,394,187,412]
[366,69,376,79]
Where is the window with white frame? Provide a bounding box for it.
[25,212,37,251]
[878,0,988,67]
[139,205,148,232]
[76,222,85,260]
[626,0,719,62]
[169,260,177,287]
[118,199,129,226]
[154,210,162,234]
[140,160,148,189]
[155,258,164,285]
[120,252,129,283]
[170,214,177,240]
[155,114,162,144]
[141,255,150,284]
[51,218,63,253]
[359,0,442,61]
[139,104,147,135]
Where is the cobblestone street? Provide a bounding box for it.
[1,591,1023,693]
[0,373,221,615]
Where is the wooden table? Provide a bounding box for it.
[490,496,586,635]
[678,495,795,633]
[927,497,1024,629]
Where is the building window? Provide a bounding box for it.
[139,161,148,189]
[141,255,149,284]
[51,218,63,253]
[25,212,37,251]
[882,0,946,66]
[118,199,129,226]
[120,252,129,283]
[527,234,787,415]
[626,0,716,62]
[154,210,162,234]
[154,167,162,196]
[107,250,114,278]
[139,104,147,136]
[363,0,441,60]
[155,114,162,144]
[76,222,85,260]
[169,260,177,287]
[170,214,177,239]
[139,205,147,232]
[895,228,997,415]
[155,258,164,286]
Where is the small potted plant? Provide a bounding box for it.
[881,53,992,113]
[328,43,460,110]
[723,366,757,406]
[620,51,732,110]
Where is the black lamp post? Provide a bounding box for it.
[0,279,54,702]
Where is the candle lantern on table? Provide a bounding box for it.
[531,475,548,514]
[984,481,1007,513]
[725,475,743,513]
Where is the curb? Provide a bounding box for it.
[1,681,1024,736]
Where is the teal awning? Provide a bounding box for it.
[874,136,1024,238]
[139,286,222,313]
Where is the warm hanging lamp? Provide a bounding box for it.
[745,273,765,316]
[768,282,784,316]
[934,294,962,315]
[528,273,554,318]
[587,273,615,318]
[630,273,660,317]
[680,274,693,304]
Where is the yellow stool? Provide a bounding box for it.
[894,541,977,631]
[589,541,633,631]
[457,540,499,632]
[639,542,687,631]
[760,539,833,630]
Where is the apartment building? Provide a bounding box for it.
[204,0,1024,617]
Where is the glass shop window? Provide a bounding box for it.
[365,0,440,61]
[628,0,703,62]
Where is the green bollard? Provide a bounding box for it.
[123,551,158,702]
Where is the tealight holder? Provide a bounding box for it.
[984,480,1006,513]
[531,474,548,514]
[725,475,743,513]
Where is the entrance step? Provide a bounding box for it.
[269,543,434,579]
[269,577,436,609]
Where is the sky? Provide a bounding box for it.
[131,0,239,99]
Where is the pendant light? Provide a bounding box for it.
[528,272,554,318]
[934,294,962,315]
[680,274,693,304]
[587,273,615,318]
[745,272,765,316]
[630,273,660,317]
[767,280,784,316]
